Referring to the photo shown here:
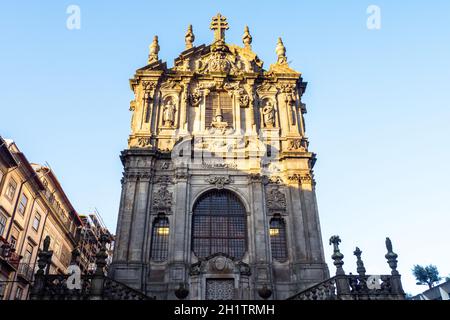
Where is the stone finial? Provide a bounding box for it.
[210,13,229,44]
[185,24,195,49]
[385,237,399,275]
[353,247,366,277]
[329,235,345,275]
[148,35,160,64]
[242,25,252,49]
[276,37,287,64]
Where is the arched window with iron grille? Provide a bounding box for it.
[192,189,247,259]
[150,216,170,262]
[269,216,288,262]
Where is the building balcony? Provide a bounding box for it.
[0,237,22,271]
[17,263,35,283]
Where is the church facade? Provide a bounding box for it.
[110,14,329,300]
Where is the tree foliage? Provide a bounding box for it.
[412,264,441,289]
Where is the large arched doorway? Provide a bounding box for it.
[191,189,247,260]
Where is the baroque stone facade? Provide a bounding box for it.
[110,14,329,300]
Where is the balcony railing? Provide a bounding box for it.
[0,238,22,270]
[17,263,35,282]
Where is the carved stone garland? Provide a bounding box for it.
[205,175,231,189]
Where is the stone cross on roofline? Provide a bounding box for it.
[210,13,229,43]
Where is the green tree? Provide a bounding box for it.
[412,264,441,289]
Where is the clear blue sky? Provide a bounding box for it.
[1,1,449,296]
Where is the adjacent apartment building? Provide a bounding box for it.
[0,136,83,299]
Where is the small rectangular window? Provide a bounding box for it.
[18,194,28,216]
[10,236,17,249]
[32,212,41,231]
[10,227,19,249]
[0,213,7,237]
[5,179,17,201]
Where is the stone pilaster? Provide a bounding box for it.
[128,173,152,262]
[113,171,139,262]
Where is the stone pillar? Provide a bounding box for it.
[250,176,271,298]
[172,168,189,262]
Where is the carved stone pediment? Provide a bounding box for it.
[195,45,239,75]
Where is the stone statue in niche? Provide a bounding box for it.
[262,100,275,128]
[163,99,176,127]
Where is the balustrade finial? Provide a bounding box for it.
[385,237,399,275]
[353,247,366,277]
[329,235,345,275]
[94,233,111,276]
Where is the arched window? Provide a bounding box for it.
[269,217,288,262]
[192,190,246,259]
[150,216,170,262]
